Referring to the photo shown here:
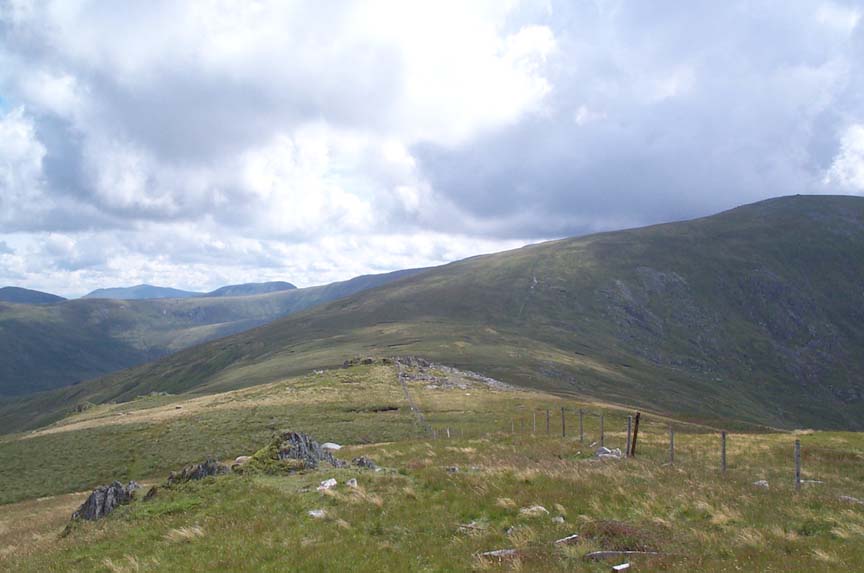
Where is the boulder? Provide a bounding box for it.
[72,481,140,521]
[167,459,230,486]
[277,431,346,469]
[346,478,359,488]
[321,443,342,451]
[753,480,770,489]
[308,509,327,519]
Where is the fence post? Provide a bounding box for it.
[626,416,632,457]
[533,411,536,434]
[579,409,584,443]
[721,431,727,473]
[433,428,438,440]
[446,427,451,439]
[546,409,550,434]
[561,407,566,437]
[669,425,674,464]
[600,413,605,447]
[511,419,514,434]
[631,412,641,457]
[795,439,801,491]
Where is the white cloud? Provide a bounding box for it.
[825,124,864,192]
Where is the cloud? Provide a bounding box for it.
[0,1,862,295]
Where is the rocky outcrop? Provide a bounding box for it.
[166,459,230,486]
[72,481,140,521]
[276,431,346,469]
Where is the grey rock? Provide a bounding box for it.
[277,431,346,469]
[352,456,378,470]
[753,480,770,489]
[839,495,864,505]
[72,481,139,521]
[346,478,359,488]
[167,459,230,486]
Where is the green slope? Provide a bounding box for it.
[0,286,66,304]
[4,195,864,432]
[0,269,423,397]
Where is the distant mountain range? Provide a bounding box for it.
[0,269,422,398]
[0,286,66,305]
[82,284,202,300]
[81,281,298,300]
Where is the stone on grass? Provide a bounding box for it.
[72,481,140,521]
[519,505,549,517]
[352,456,378,470]
[839,495,864,505]
[753,480,770,489]
[321,443,342,451]
[477,548,521,562]
[276,431,346,469]
[167,459,230,486]
[317,478,338,491]
[234,455,252,465]
[551,516,565,524]
[308,509,327,519]
[346,478,358,488]
[595,447,624,460]
[554,533,580,545]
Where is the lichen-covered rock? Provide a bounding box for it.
[166,459,230,486]
[276,431,346,469]
[72,481,140,521]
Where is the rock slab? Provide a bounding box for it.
[72,481,140,521]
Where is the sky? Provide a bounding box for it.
[0,1,863,297]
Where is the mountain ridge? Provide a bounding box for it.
[2,195,863,434]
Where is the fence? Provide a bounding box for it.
[426,406,808,490]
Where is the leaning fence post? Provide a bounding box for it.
[561,407,566,437]
[721,431,727,473]
[669,425,675,464]
[626,416,632,457]
[600,413,605,447]
[533,411,537,434]
[631,412,641,457]
[794,439,801,491]
[446,427,451,439]
[579,409,584,443]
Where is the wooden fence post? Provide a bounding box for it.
[446,427,451,439]
[546,409,550,434]
[626,416,632,457]
[533,411,536,434]
[561,407,566,437]
[600,413,605,447]
[795,439,801,491]
[579,409,584,443]
[721,431,727,473]
[669,425,674,464]
[631,412,641,457]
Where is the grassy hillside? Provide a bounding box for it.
[3,195,863,433]
[1,360,863,571]
[8,194,861,433]
[82,285,203,299]
[0,269,422,398]
[205,281,297,297]
[0,286,65,304]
